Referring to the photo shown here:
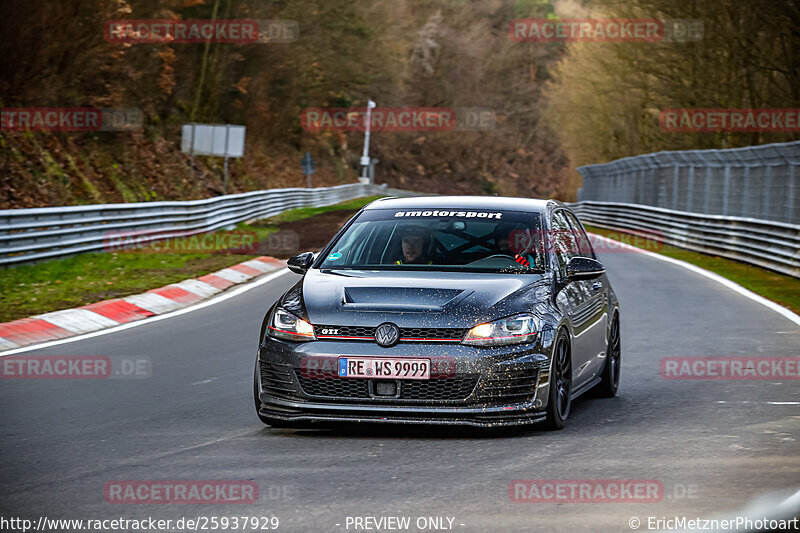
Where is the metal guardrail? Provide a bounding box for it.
[577,141,800,225]
[0,183,393,266]
[3,179,795,278]
[570,201,800,278]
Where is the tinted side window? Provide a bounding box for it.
[564,211,595,259]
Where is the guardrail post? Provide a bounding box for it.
[788,164,797,224]
[657,169,666,207]
[672,165,680,210]
[742,165,751,218]
[722,164,731,216]
[761,165,772,221]
[636,168,645,204]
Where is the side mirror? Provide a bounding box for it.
[565,257,605,281]
[287,252,315,275]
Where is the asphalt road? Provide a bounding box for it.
[1,247,799,533]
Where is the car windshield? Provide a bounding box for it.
[318,208,545,273]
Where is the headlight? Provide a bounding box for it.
[462,314,539,347]
[268,308,316,342]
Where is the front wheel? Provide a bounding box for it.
[543,329,572,430]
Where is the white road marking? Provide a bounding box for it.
[242,259,274,273]
[215,268,253,283]
[0,269,292,356]
[191,377,218,385]
[35,308,120,334]
[0,337,21,350]
[170,279,221,299]
[780,488,800,509]
[123,293,184,314]
[591,234,800,327]
[715,401,800,405]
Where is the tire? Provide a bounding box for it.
[543,329,572,430]
[594,313,621,398]
[253,362,309,429]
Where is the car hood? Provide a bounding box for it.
[293,268,552,328]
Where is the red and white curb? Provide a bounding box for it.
[0,256,286,351]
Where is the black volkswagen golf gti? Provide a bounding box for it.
[254,196,620,429]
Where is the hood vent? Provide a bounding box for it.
[340,287,471,313]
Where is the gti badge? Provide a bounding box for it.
[375,323,400,347]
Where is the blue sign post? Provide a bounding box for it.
[301,152,315,188]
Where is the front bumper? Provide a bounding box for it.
[256,333,555,428]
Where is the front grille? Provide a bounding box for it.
[401,377,479,400]
[295,371,478,403]
[296,374,371,398]
[260,362,299,399]
[399,327,465,342]
[476,365,539,405]
[314,325,375,339]
[263,361,536,406]
[314,325,466,343]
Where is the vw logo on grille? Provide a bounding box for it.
[375,323,400,347]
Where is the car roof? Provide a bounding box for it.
[365,195,556,213]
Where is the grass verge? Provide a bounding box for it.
[585,225,800,315]
[264,195,384,223]
[0,196,382,323]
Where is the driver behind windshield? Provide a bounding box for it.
[493,224,537,269]
[395,225,433,265]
